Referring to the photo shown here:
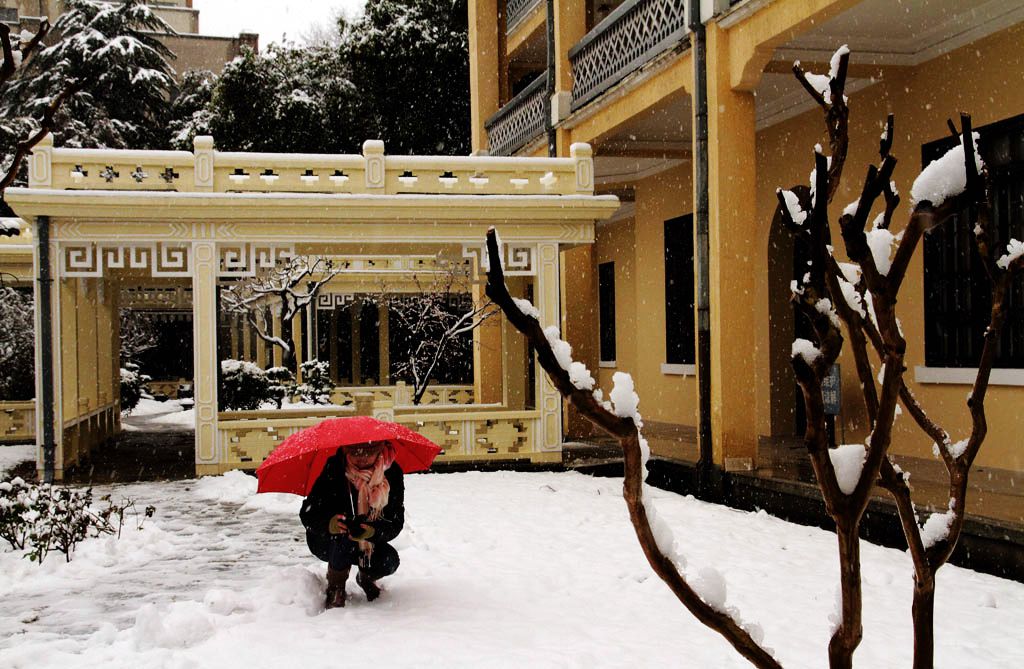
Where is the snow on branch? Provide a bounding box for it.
[483,228,780,669]
[910,132,984,207]
[996,239,1024,271]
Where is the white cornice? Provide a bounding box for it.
[774,0,1024,68]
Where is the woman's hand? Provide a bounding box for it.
[328,514,348,535]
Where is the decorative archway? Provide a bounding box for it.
[7,136,618,479]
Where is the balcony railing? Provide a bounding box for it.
[568,0,688,111]
[506,0,542,34]
[484,73,549,157]
[28,122,593,197]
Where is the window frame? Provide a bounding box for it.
[922,112,1024,371]
[664,214,696,369]
[598,261,616,365]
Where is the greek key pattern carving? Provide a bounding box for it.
[461,242,536,276]
[217,243,295,278]
[60,242,192,278]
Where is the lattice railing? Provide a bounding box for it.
[0,401,35,443]
[506,0,542,33]
[569,0,688,110]
[485,73,549,157]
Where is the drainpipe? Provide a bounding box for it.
[545,0,556,157]
[36,216,57,483]
[689,0,717,499]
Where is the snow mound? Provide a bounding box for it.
[921,500,957,550]
[996,239,1023,271]
[911,133,983,206]
[694,566,728,613]
[192,470,258,505]
[610,372,640,422]
[829,444,867,495]
[512,297,540,320]
[791,338,821,364]
[543,326,595,391]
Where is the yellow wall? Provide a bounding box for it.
[589,163,698,442]
[754,24,1024,470]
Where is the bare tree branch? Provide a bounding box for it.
[483,229,782,669]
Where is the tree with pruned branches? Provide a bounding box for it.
[482,46,1022,669]
[775,47,1023,669]
[221,255,342,373]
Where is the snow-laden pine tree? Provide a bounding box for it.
[166,68,215,150]
[340,0,470,155]
[169,0,469,155]
[4,0,176,154]
[0,18,56,219]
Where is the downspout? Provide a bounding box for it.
[689,0,716,498]
[36,216,56,483]
[545,0,556,157]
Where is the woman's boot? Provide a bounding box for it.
[356,569,381,602]
[325,565,350,609]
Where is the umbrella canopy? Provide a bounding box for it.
[255,416,442,496]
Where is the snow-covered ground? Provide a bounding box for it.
[122,398,195,433]
[0,443,34,478]
[2,471,1022,668]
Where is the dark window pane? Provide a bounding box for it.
[664,215,695,365]
[923,113,1024,368]
[599,262,616,362]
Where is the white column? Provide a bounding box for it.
[192,241,219,473]
[535,242,562,452]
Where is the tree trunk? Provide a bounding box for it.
[829,522,863,669]
[280,316,296,373]
[912,575,936,669]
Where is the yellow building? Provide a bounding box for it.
[1,0,258,77]
[472,0,1024,477]
[2,134,617,480]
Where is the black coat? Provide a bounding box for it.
[300,453,405,544]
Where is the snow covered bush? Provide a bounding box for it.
[298,360,333,405]
[0,477,154,563]
[219,360,271,411]
[120,363,151,414]
[265,366,295,410]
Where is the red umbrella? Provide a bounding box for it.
[255,416,442,496]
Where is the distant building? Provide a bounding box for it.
[1,0,258,77]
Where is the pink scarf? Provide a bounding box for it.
[345,444,396,520]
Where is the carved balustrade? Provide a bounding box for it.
[485,73,549,157]
[568,0,688,110]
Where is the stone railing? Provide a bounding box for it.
[215,398,540,470]
[506,0,542,33]
[217,405,356,470]
[0,401,35,443]
[394,409,540,461]
[29,132,595,197]
[568,0,688,111]
[330,382,474,408]
[485,73,549,157]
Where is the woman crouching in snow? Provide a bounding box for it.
[300,442,405,609]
